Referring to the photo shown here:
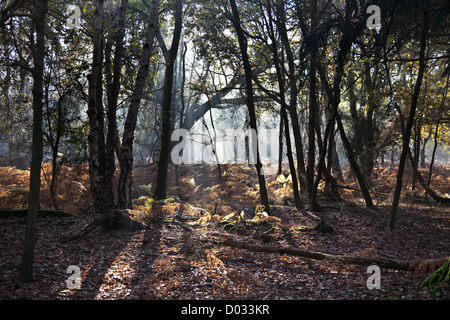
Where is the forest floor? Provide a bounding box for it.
[0,162,449,300]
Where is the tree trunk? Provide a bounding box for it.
[306,0,318,202]
[281,100,302,209]
[154,0,183,200]
[277,114,283,176]
[105,0,129,206]
[265,0,301,209]
[310,0,364,210]
[427,75,448,197]
[347,66,363,165]
[389,1,429,230]
[117,0,160,207]
[336,113,374,208]
[86,0,115,214]
[228,0,270,213]
[275,1,307,199]
[49,145,60,210]
[394,101,449,205]
[315,35,374,208]
[412,118,422,192]
[420,129,430,169]
[391,145,395,167]
[18,0,47,284]
[324,113,343,200]
[331,137,344,183]
[47,96,64,210]
[360,50,378,179]
[427,118,440,194]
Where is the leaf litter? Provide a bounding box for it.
[0,163,449,300]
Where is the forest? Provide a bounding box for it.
[0,0,449,302]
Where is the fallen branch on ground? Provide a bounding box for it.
[198,232,448,273]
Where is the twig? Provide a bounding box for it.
[210,282,231,295]
[190,282,232,296]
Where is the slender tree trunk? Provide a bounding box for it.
[310,112,334,211]
[105,0,128,205]
[50,146,59,209]
[360,52,378,179]
[331,136,344,183]
[277,114,283,176]
[307,0,318,202]
[47,95,64,210]
[18,0,47,284]
[336,112,374,208]
[154,0,183,200]
[228,0,270,213]
[155,0,183,199]
[289,108,307,198]
[265,1,301,209]
[428,118,440,193]
[310,0,365,210]
[395,99,449,204]
[174,41,188,186]
[347,66,363,164]
[316,59,373,209]
[389,1,429,230]
[420,129,431,168]
[208,109,222,181]
[275,0,307,198]
[427,75,448,197]
[324,110,342,199]
[391,145,395,167]
[117,0,160,207]
[317,67,374,208]
[412,118,422,193]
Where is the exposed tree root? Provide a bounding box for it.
[62,209,144,242]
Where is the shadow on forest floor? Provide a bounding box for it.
[0,164,449,300]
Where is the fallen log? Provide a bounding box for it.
[206,234,448,272]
